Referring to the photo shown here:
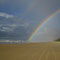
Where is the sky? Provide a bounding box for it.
[0,0,60,42]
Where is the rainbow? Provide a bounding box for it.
[28,9,60,40]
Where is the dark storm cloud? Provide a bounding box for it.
[0,0,60,42]
[0,15,30,40]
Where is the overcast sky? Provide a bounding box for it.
[0,0,60,42]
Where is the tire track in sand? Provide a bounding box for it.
[51,48,56,60]
[38,48,47,60]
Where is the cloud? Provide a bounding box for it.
[0,22,30,35]
[0,12,14,18]
[0,29,6,32]
[0,27,12,32]
[0,24,16,32]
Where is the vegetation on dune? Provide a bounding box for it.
[55,38,60,42]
